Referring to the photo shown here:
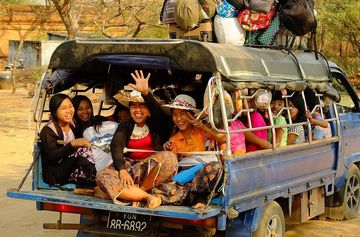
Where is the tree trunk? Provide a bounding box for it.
[338,42,343,57]
[11,40,24,95]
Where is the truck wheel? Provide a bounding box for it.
[342,164,360,219]
[253,201,285,237]
[325,164,360,220]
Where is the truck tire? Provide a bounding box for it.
[325,164,360,220]
[253,201,285,237]
[343,164,360,219]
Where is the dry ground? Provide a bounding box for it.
[0,88,359,237]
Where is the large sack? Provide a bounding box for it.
[226,0,244,10]
[214,15,246,45]
[244,0,275,13]
[160,0,177,24]
[198,0,217,18]
[175,0,209,30]
[216,0,238,18]
[279,0,316,36]
[257,14,282,45]
[238,8,276,31]
[169,21,214,42]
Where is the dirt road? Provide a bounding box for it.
[0,89,359,237]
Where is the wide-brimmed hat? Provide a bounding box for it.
[113,90,145,108]
[163,94,198,111]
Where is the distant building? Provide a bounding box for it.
[0,4,97,69]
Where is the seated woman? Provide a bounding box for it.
[163,94,226,167]
[72,95,94,137]
[39,94,97,187]
[153,94,227,206]
[96,70,178,208]
[287,93,306,145]
[83,115,118,172]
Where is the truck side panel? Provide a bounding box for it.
[226,140,338,211]
[334,113,360,189]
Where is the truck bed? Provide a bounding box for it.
[7,189,221,220]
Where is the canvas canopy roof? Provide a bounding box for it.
[43,39,336,97]
[49,38,331,80]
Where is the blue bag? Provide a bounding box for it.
[172,163,204,185]
[216,0,238,18]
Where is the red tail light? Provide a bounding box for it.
[167,217,216,228]
[41,203,84,214]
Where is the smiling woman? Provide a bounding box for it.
[39,94,97,187]
[95,70,178,208]
[72,95,94,137]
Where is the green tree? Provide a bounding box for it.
[316,0,360,76]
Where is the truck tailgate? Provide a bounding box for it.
[7,189,221,220]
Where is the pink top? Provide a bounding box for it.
[127,133,154,160]
[229,120,246,154]
[246,112,268,152]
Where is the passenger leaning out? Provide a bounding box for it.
[96,70,178,208]
[39,94,97,187]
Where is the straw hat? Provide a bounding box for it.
[162,94,198,111]
[113,90,144,108]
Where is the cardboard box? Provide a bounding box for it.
[169,21,214,42]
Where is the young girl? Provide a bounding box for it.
[39,94,96,187]
[305,91,331,140]
[287,93,306,145]
[269,91,288,147]
[243,90,272,151]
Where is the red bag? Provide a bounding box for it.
[237,8,276,31]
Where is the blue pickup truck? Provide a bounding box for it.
[7,39,360,237]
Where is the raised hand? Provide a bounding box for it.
[128,70,151,96]
[185,112,204,128]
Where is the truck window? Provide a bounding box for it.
[331,77,355,113]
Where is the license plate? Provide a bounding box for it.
[106,212,151,232]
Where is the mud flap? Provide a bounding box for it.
[225,206,264,237]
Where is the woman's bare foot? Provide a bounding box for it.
[192,203,205,209]
[132,201,141,207]
[146,196,162,209]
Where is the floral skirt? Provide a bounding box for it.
[151,161,223,205]
[69,147,97,188]
[96,151,178,205]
